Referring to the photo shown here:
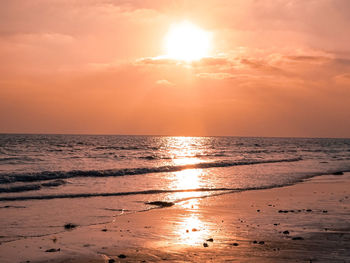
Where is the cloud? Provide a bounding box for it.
[136,57,180,66]
[191,57,232,67]
[134,48,350,86]
[333,58,350,67]
[238,57,286,73]
[196,72,235,80]
[284,55,331,64]
[155,79,174,86]
[333,73,350,85]
[136,56,234,70]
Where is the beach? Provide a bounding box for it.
[2,0,350,261]
[1,172,349,263]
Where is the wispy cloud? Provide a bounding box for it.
[155,79,175,86]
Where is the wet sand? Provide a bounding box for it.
[1,172,349,262]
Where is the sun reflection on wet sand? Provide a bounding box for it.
[174,213,209,246]
[179,198,199,209]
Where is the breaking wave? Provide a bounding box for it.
[0,157,302,184]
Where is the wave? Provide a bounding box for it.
[0,179,66,193]
[1,169,349,202]
[194,153,227,157]
[0,184,41,193]
[0,187,271,201]
[0,157,302,184]
[0,156,41,164]
[94,146,141,151]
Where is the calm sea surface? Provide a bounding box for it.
[0,134,349,241]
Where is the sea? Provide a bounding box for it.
[0,134,349,242]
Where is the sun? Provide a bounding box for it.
[164,21,211,62]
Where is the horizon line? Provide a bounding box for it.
[0,132,349,140]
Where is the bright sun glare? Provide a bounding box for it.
[164,21,211,61]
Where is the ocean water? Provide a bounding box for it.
[0,134,349,242]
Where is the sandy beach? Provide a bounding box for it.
[0,172,349,263]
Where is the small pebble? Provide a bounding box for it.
[64,223,77,230]
[203,242,208,247]
[45,248,60,253]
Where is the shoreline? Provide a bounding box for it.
[0,172,349,262]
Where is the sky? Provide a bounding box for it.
[1,0,350,137]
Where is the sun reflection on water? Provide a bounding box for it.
[164,137,208,166]
[161,137,214,246]
[172,169,202,190]
[164,137,213,208]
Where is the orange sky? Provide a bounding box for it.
[1,0,350,137]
